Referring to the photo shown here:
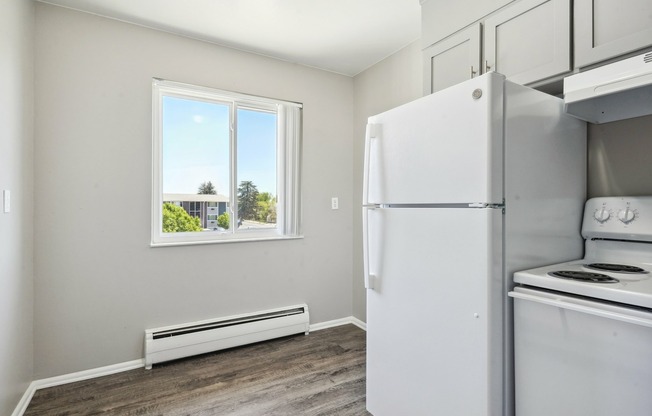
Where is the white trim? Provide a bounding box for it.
[153,78,302,109]
[13,318,366,415]
[12,360,145,416]
[151,79,303,246]
[32,359,145,390]
[349,317,367,331]
[11,383,36,416]
[150,234,303,247]
[309,316,367,332]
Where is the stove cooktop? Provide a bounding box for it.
[514,260,652,308]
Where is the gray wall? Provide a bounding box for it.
[0,0,35,413]
[34,4,353,378]
[351,41,423,321]
[587,114,652,197]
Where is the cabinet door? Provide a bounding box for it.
[421,0,515,48]
[423,24,481,95]
[484,0,571,85]
[575,0,652,68]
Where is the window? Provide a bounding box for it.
[152,79,302,246]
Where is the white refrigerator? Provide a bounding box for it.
[362,72,586,416]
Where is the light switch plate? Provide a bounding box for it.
[3,190,10,213]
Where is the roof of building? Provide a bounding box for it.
[163,193,229,203]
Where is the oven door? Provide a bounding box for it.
[509,286,652,416]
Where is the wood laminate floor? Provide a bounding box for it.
[25,324,370,416]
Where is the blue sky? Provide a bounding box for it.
[162,96,277,197]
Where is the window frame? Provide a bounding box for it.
[151,78,302,246]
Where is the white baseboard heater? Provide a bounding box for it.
[144,304,309,369]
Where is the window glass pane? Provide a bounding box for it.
[236,108,277,230]
[152,79,301,246]
[162,96,230,233]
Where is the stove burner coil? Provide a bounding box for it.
[548,270,619,283]
[584,263,648,274]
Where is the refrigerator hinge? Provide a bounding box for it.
[365,274,377,290]
[367,123,380,138]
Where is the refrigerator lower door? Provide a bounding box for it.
[365,207,503,416]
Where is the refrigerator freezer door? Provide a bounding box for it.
[365,206,503,415]
[364,73,504,206]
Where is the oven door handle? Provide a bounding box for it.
[509,291,652,328]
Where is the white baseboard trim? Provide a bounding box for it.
[310,316,367,332]
[13,317,367,416]
[350,317,367,331]
[11,383,36,416]
[12,359,144,416]
[34,359,145,390]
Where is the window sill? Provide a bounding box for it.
[150,234,304,248]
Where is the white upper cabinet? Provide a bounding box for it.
[422,24,481,95]
[484,0,571,85]
[422,0,571,94]
[421,0,515,48]
[574,0,652,68]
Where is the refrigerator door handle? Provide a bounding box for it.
[363,123,379,206]
[362,206,376,290]
[509,290,652,328]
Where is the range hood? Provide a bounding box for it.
[564,51,652,124]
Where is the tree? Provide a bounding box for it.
[217,212,230,229]
[256,192,277,223]
[198,181,217,195]
[162,203,202,232]
[238,180,259,221]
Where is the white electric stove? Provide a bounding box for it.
[514,196,652,307]
[510,196,652,416]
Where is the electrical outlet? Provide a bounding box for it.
[331,197,339,210]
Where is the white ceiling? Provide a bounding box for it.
[37,0,422,76]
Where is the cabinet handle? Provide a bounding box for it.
[485,60,492,73]
[470,65,477,78]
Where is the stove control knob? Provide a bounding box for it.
[618,207,636,224]
[593,207,611,223]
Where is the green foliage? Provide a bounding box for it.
[238,180,259,220]
[198,181,217,195]
[162,203,202,232]
[217,212,230,229]
[256,192,277,223]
